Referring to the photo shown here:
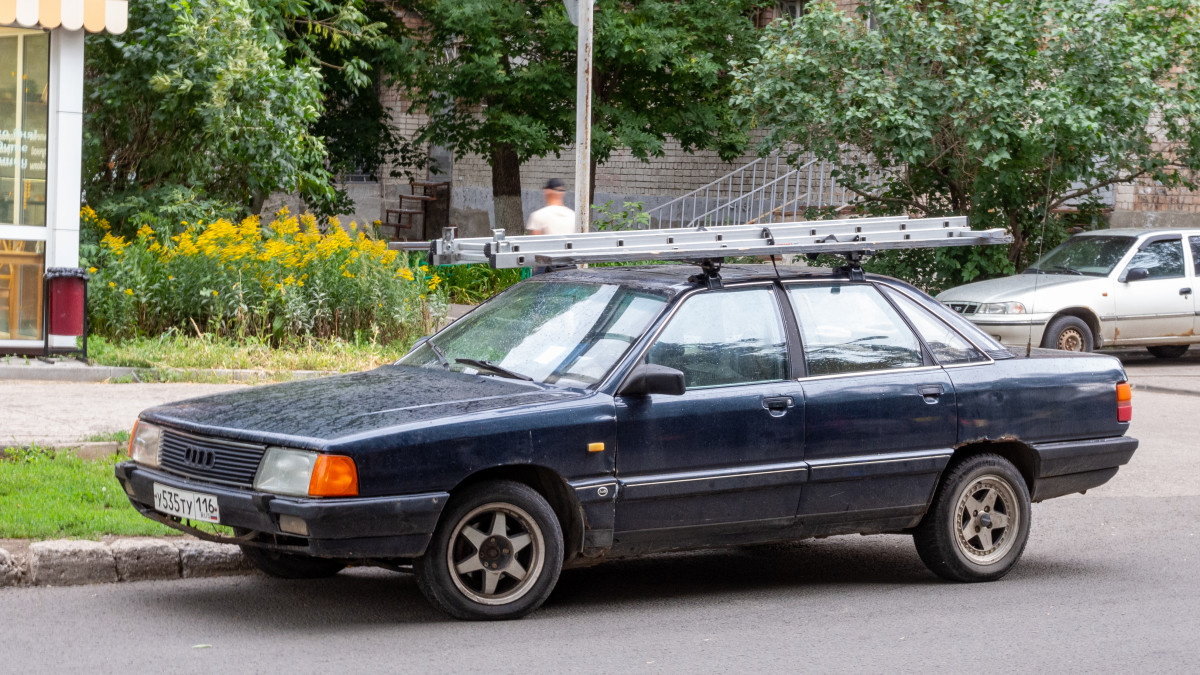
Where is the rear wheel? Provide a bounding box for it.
[1041,315,1093,352]
[913,454,1031,582]
[1147,345,1190,359]
[415,481,563,620]
[240,545,346,579]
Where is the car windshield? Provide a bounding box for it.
[1023,235,1135,277]
[398,280,669,387]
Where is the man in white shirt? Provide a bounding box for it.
[526,178,576,236]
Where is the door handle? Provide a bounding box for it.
[1181,287,1192,296]
[918,384,944,402]
[762,396,794,417]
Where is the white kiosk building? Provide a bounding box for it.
[0,0,126,351]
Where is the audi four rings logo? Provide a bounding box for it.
[182,445,217,469]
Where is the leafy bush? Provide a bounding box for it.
[82,207,447,343]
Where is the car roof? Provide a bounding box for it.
[1076,228,1200,238]
[538,263,876,295]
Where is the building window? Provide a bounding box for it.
[778,1,810,19]
[0,239,44,340]
[0,28,50,228]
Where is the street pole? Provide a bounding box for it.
[572,1,593,233]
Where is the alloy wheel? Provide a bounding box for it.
[953,474,1020,565]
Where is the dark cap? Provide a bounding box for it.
[544,178,566,191]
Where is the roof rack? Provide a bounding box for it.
[420,216,1010,270]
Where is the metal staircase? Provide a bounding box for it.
[643,149,885,230]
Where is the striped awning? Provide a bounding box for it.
[0,0,128,34]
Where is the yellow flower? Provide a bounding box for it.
[397,268,414,281]
[124,288,133,296]
[212,290,219,297]
[87,267,97,274]
[108,281,116,288]
[168,275,174,281]
[342,270,355,278]
[136,224,155,239]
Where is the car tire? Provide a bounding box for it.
[1147,345,1190,359]
[1041,315,1093,352]
[239,545,347,579]
[415,480,564,621]
[913,454,1032,583]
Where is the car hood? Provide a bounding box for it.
[937,273,1096,303]
[140,365,584,450]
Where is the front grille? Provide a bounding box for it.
[159,429,267,487]
[946,301,979,315]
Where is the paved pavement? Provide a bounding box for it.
[0,388,1195,672]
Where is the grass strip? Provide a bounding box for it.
[0,446,176,539]
[88,333,416,374]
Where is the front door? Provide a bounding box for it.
[613,285,806,542]
[1114,236,1194,342]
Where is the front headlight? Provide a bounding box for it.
[128,421,162,467]
[254,447,318,497]
[977,301,1027,315]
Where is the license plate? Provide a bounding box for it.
[153,483,221,523]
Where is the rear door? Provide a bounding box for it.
[785,281,959,530]
[1113,235,1194,342]
[1190,236,1200,336]
[612,284,806,541]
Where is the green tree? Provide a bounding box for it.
[731,0,1200,287]
[395,0,767,235]
[84,0,384,227]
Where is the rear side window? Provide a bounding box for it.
[787,284,924,376]
[647,288,788,388]
[1190,236,1200,275]
[883,287,988,365]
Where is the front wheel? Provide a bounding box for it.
[415,481,564,620]
[913,454,1031,582]
[1041,315,1093,352]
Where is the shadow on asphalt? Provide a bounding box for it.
[128,533,1108,626]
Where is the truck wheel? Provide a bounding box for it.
[1147,345,1189,359]
[415,480,563,621]
[1041,315,1093,352]
[913,454,1031,582]
[240,545,346,579]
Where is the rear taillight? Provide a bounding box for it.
[1116,382,1132,422]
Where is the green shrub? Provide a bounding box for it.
[82,206,447,343]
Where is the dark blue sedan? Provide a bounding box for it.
[116,265,1137,620]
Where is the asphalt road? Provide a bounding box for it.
[1,389,1197,674]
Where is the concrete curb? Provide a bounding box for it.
[0,538,252,588]
[1130,383,1200,398]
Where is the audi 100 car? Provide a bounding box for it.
[116,264,1138,620]
[938,228,1200,356]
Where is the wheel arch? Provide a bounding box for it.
[451,464,585,561]
[947,440,1037,493]
[1045,307,1104,349]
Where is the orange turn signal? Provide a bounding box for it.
[308,455,359,497]
[1116,382,1132,422]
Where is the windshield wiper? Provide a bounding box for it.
[1045,265,1083,276]
[454,358,533,381]
[428,339,450,369]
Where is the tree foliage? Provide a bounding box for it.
[84,0,388,229]
[393,0,767,234]
[732,0,1200,288]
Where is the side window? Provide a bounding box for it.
[1126,239,1185,279]
[1190,236,1200,276]
[646,288,788,388]
[883,287,988,365]
[787,284,924,376]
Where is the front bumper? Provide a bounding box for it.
[115,462,448,559]
[965,314,1051,348]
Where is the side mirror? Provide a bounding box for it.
[1121,267,1150,283]
[618,363,686,397]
